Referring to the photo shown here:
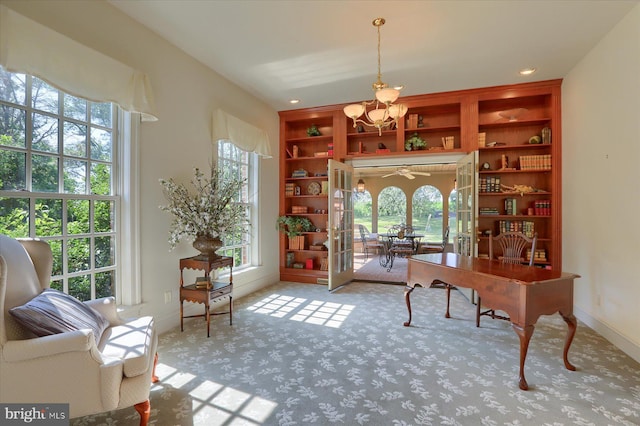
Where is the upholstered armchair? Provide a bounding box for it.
[0,235,158,425]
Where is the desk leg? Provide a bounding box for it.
[560,312,577,371]
[512,323,534,390]
[180,300,184,332]
[229,296,233,326]
[206,303,210,338]
[403,285,416,326]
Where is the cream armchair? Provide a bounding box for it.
[0,235,158,425]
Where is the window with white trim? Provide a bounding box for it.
[217,139,254,269]
[0,66,120,302]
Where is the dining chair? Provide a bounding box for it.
[358,224,384,259]
[476,231,538,326]
[419,226,449,254]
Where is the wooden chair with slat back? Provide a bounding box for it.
[476,231,538,327]
[358,224,384,260]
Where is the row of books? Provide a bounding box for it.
[498,220,535,237]
[480,176,501,193]
[479,207,499,216]
[504,198,517,215]
[526,248,547,262]
[285,183,295,197]
[519,155,551,170]
[533,200,551,215]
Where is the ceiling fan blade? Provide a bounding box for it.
[405,174,416,179]
[412,172,432,176]
[381,173,396,178]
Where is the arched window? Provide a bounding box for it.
[412,185,443,241]
[378,186,406,231]
[353,189,373,233]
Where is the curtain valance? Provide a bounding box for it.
[0,5,158,121]
[212,109,272,158]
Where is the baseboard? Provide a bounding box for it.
[574,305,640,364]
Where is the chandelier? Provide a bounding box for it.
[343,18,408,136]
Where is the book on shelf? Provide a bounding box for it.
[479,207,500,215]
[285,182,295,197]
[533,200,551,215]
[504,198,517,215]
[498,220,535,237]
[478,132,486,148]
[519,154,552,171]
[195,276,210,289]
[480,176,501,193]
[526,248,547,262]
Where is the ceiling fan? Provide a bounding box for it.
[381,168,431,180]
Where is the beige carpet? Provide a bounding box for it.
[353,252,407,284]
[72,281,640,425]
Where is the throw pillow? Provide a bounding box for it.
[9,288,110,343]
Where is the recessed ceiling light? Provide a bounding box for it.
[289,99,300,104]
[519,68,536,76]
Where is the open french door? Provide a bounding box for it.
[455,151,478,302]
[327,159,354,290]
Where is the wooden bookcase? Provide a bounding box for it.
[475,83,562,269]
[279,80,563,282]
[278,108,338,283]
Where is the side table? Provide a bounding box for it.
[179,255,233,337]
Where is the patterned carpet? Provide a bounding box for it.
[72,281,640,425]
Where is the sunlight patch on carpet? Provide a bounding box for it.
[246,294,354,328]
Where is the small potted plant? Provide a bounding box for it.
[276,216,314,250]
[405,133,427,151]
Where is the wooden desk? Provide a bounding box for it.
[404,253,580,390]
[179,255,233,337]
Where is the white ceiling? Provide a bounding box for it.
[109,0,636,112]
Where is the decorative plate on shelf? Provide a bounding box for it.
[307,181,321,195]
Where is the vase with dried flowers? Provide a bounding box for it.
[159,165,248,258]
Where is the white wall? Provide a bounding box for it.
[2,0,281,334]
[562,3,640,362]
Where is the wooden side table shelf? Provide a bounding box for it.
[179,255,233,337]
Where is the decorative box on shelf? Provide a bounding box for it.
[291,206,308,214]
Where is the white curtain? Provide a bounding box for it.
[212,109,272,158]
[0,5,158,121]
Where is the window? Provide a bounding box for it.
[0,66,118,302]
[412,185,443,242]
[378,186,406,231]
[217,139,254,269]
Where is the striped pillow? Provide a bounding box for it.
[9,288,109,343]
